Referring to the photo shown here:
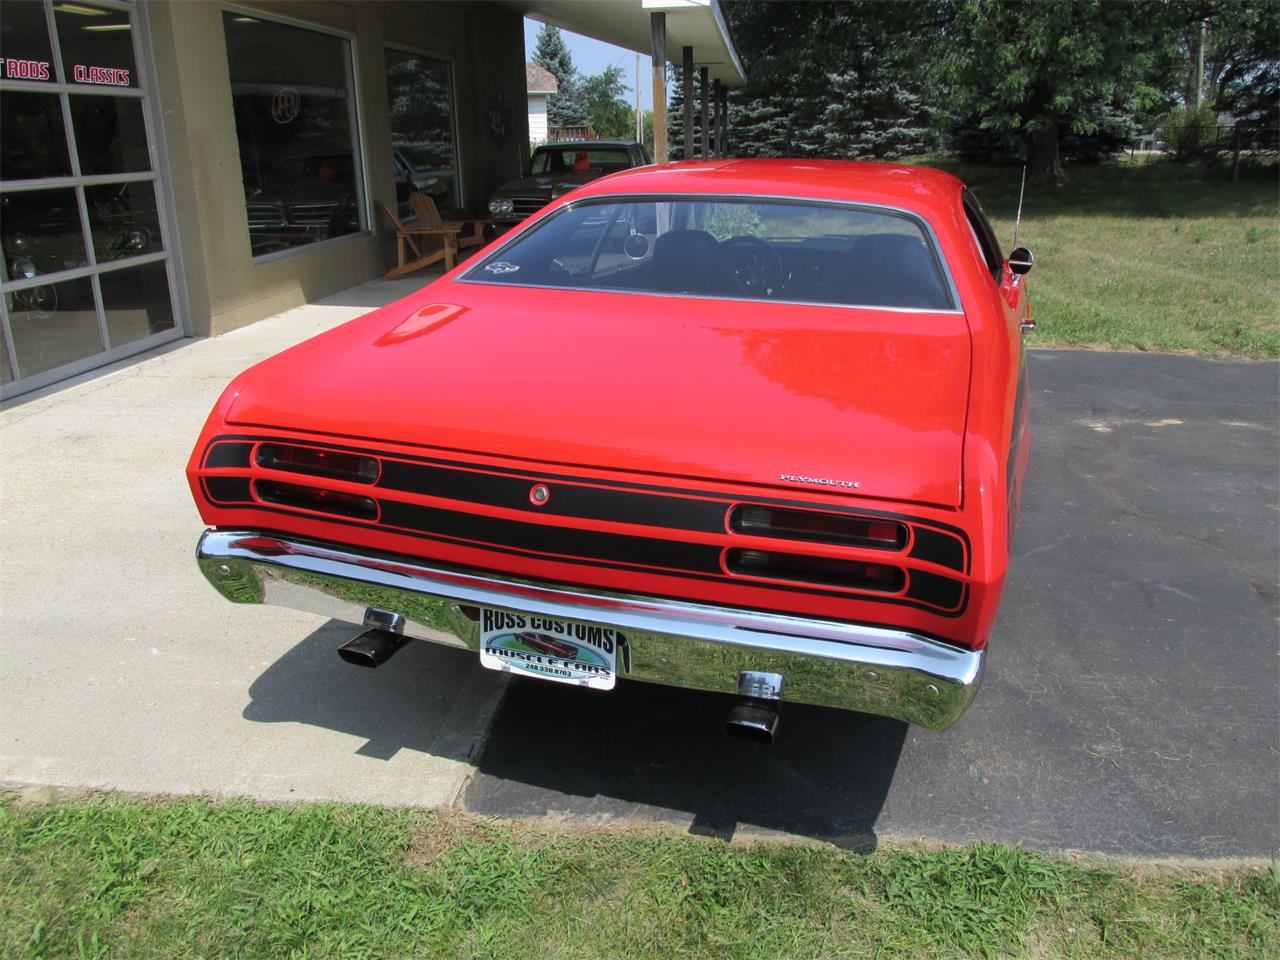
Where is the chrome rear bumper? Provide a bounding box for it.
[196,530,983,730]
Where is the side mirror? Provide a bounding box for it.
[1008,247,1035,276]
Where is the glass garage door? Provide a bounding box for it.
[0,0,182,399]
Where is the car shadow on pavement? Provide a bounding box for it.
[242,620,907,848]
[463,675,908,850]
[242,619,503,763]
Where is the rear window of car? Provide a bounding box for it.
[528,148,633,175]
[462,197,955,310]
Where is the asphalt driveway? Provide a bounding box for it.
[2,301,1276,858]
[463,350,1280,858]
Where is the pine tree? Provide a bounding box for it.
[721,1,939,160]
[533,24,589,129]
[666,63,695,159]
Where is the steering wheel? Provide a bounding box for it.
[721,236,785,296]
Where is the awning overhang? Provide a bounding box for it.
[506,0,745,86]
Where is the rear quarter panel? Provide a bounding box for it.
[932,185,1027,645]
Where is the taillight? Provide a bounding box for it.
[256,480,378,520]
[730,505,906,550]
[726,548,904,592]
[256,443,379,484]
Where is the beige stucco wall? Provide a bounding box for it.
[146,1,528,337]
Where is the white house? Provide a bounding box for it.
[526,62,558,144]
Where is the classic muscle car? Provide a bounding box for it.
[189,160,1033,741]
[484,140,651,238]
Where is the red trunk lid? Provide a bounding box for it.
[225,285,970,507]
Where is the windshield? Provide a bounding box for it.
[464,197,954,310]
[527,148,632,176]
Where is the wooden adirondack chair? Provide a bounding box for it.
[407,192,486,254]
[378,200,460,280]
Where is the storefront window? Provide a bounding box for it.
[70,94,150,174]
[1,327,13,383]
[0,91,71,179]
[223,13,366,257]
[53,1,138,89]
[0,0,55,83]
[5,275,99,377]
[101,259,173,347]
[385,48,459,213]
[85,181,162,263]
[1,188,87,280]
[0,0,180,398]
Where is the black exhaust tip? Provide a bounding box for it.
[725,701,779,743]
[337,628,409,668]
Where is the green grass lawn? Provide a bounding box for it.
[2,794,1275,959]
[923,159,1280,359]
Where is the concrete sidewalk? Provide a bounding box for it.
[0,273,506,807]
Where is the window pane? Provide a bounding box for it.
[5,275,99,377]
[0,91,71,179]
[100,259,174,347]
[69,95,150,174]
[469,199,954,310]
[54,1,138,89]
[529,147,632,176]
[224,13,364,256]
[85,180,161,262]
[385,49,458,211]
[1,324,13,383]
[0,0,55,82]
[1,188,88,280]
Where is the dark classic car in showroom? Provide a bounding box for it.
[484,140,650,238]
[189,160,1033,741]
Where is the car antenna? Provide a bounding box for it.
[1013,164,1027,248]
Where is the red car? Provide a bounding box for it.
[189,160,1033,742]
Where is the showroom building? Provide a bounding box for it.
[0,0,742,399]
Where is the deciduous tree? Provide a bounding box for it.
[936,0,1176,183]
[578,65,634,140]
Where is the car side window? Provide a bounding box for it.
[962,190,1003,285]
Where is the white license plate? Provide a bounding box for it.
[478,607,618,690]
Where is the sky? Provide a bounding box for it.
[523,17,656,111]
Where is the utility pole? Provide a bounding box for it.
[635,52,642,145]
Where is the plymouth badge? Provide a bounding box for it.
[779,473,860,489]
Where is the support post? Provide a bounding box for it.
[681,46,694,161]
[650,13,667,162]
[699,66,710,158]
[717,82,728,157]
[713,80,725,157]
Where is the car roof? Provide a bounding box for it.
[568,159,964,221]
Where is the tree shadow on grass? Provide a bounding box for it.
[463,675,908,850]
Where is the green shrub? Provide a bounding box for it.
[1162,104,1222,162]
